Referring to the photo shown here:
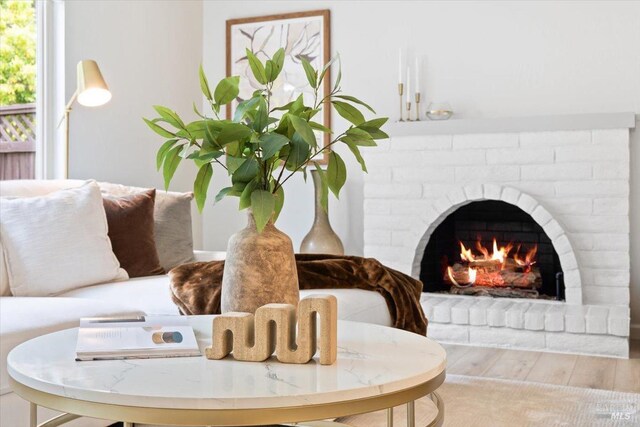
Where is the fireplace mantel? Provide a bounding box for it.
[387,112,636,137]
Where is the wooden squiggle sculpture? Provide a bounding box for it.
[205,295,337,365]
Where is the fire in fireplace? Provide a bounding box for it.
[445,238,541,297]
[420,201,564,300]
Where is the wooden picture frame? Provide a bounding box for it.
[226,10,331,163]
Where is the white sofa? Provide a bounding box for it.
[0,180,392,427]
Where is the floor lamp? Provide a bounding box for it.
[59,60,111,178]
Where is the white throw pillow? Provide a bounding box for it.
[0,241,10,296]
[0,181,128,296]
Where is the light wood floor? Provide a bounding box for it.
[442,339,640,393]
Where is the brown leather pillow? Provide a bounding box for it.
[102,189,165,278]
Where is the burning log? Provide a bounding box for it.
[445,261,541,289]
[444,238,541,290]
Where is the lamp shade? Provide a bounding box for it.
[76,60,112,107]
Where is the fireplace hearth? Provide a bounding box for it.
[420,200,564,300]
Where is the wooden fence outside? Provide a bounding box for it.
[0,103,36,180]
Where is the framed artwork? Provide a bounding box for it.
[226,10,331,160]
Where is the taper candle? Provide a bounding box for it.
[415,57,420,92]
[406,66,411,102]
[398,49,403,84]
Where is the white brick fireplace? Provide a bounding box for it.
[363,113,636,357]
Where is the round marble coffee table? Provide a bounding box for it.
[8,317,446,427]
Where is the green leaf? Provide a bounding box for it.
[334,95,376,114]
[333,55,342,92]
[252,97,268,132]
[194,163,213,212]
[214,76,240,105]
[273,185,285,222]
[344,128,376,146]
[300,58,317,89]
[265,60,275,83]
[162,145,182,190]
[332,101,365,125]
[340,135,377,147]
[259,133,289,160]
[245,49,267,84]
[288,115,317,147]
[217,122,253,145]
[199,64,213,101]
[156,139,178,170]
[286,133,311,170]
[251,190,275,232]
[193,102,206,119]
[344,140,367,172]
[226,156,245,173]
[197,150,224,162]
[233,96,261,122]
[326,151,347,198]
[272,48,285,79]
[361,117,388,129]
[312,162,329,213]
[153,105,185,129]
[143,118,176,138]
[359,126,389,140]
[214,186,232,203]
[232,157,259,183]
[318,54,337,87]
[288,94,305,115]
[308,121,332,133]
[239,179,258,210]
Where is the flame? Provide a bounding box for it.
[463,238,513,263]
[515,245,538,271]
[460,242,475,262]
[468,267,477,284]
[447,265,477,286]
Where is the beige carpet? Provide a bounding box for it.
[337,375,640,427]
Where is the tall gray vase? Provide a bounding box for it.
[221,210,300,313]
[300,169,345,255]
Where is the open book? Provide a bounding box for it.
[75,316,201,361]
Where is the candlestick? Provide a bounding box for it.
[415,57,420,91]
[397,83,404,122]
[406,101,412,122]
[414,92,421,121]
[406,66,411,103]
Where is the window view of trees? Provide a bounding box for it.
[0,0,36,106]
[0,0,37,180]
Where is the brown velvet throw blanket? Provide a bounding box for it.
[169,254,427,335]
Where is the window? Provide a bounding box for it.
[0,0,37,180]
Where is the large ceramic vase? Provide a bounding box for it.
[300,169,344,255]
[221,210,299,313]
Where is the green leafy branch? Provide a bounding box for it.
[144,48,388,232]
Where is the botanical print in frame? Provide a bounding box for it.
[226,10,331,161]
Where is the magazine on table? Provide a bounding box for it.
[75,315,201,361]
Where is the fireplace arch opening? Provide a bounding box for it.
[419,200,564,300]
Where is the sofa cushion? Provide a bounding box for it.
[0,242,9,297]
[59,275,392,326]
[59,275,181,316]
[0,179,196,272]
[299,288,392,327]
[0,297,144,395]
[99,183,195,271]
[103,189,165,278]
[0,181,128,296]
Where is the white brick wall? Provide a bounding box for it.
[364,127,631,357]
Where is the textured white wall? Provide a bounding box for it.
[64,0,204,247]
[202,1,640,334]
